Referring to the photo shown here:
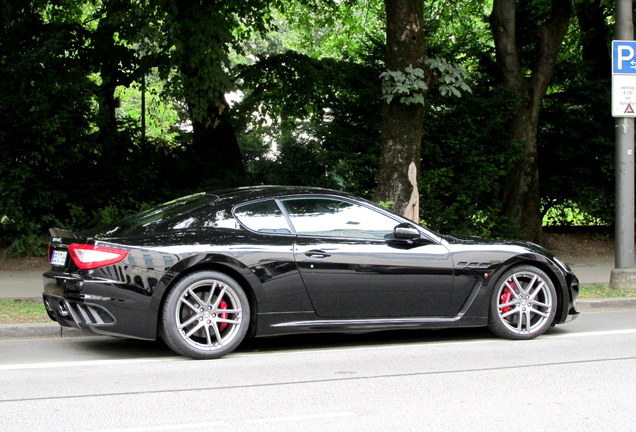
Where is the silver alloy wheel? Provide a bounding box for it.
[495,270,554,336]
[175,278,243,351]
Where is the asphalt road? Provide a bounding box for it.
[0,308,635,432]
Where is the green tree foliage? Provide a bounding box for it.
[232,1,387,195]
[0,0,280,253]
[234,50,383,194]
[422,86,520,237]
[538,0,614,225]
[158,0,273,124]
[0,0,95,253]
[264,0,385,61]
[0,0,620,255]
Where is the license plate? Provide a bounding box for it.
[50,250,68,266]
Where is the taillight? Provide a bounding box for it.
[68,244,128,270]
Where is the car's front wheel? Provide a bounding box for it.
[488,265,557,340]
[160,271,250,359]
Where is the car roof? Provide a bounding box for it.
[210,186,356,203]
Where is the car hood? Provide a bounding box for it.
[441,233,550,254]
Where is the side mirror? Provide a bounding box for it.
[394,223,421,240]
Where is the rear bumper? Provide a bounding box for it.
[42,270,159,340]
[43,293,116,330]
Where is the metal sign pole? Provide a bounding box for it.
[611,0,636,288]
[615,118,635,269]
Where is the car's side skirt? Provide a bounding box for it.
[257,313,488,336]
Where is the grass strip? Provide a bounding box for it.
[0,299,50,324]
[579,284,636,298]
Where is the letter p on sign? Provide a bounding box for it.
[613,41,636,74]
[619,46,635,70]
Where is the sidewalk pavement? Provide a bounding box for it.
[1,256,635,339]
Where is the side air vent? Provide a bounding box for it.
[457,261,491,269]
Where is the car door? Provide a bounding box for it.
[231,199,310,313]
[282,197,458,318]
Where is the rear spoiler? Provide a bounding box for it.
[49,228,83,239]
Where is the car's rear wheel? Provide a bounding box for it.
[488,265,557,340]
[160,271,250,359]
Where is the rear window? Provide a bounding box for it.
[92,193,219,238]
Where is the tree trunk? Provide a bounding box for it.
[189,112,246,189]
[500,101,543,240]
[490,0,572,242]
[94,9,119,140]
[170,0,246,188]
[375,0,428,220]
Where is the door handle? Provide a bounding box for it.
[304,250,331,258]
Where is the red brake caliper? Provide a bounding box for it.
[219,299,228,331]
[500,281,514,313]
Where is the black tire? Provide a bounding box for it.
[160,271,250,359]
[488,265,557,340]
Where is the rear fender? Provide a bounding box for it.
[151,253,263,335]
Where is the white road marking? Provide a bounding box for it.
[0,357,182,371]
[84,412,356,432]
[1,328,636,371]
[544,328,636,339]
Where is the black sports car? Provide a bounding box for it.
[43,186,579,359]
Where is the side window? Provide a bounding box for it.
[203,209,240,229]
[282,198,397,239]
[234,200,292,234]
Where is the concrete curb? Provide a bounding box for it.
[575,296,636,311]
[0,322,88,339]
[1,298,635,340]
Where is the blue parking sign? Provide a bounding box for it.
[613,41,636,74]
[613,41,636,117]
